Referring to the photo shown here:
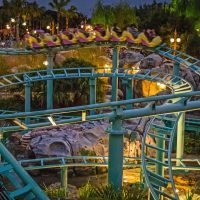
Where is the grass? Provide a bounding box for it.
[78,182,147,200]
[43,184,68,199]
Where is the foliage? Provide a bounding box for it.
[113,2,138,29]
[171,0,200,19]
[43,184,68,199]
[78,183,147,200]
[61,5,78,30]
[0,97,24,111]
[79,182,97,200]
[184,189,195,200]
[0,58,106,111]
[184,133,200,154]
[91,1,138,29]
[49,0,71,32]
[91,0,115,28]
[79,148,96,156]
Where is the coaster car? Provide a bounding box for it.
[24,34,44,48]
[42,34,61,47]
[76,31,95,43]
[95,29,110,42]
[121,31,141,44]
[58,32,77,45]
[110,31,126,42]
[140,32,162,47]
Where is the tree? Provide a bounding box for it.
[49,0,71,32]
[113,2,138,29]
[25,2,45,30]
[61,5,78,31]
[91,0,115,28]
[91,1,138,29]
[2,0,27,40]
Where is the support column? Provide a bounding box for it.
[122,78,133,109]
[25,82,31,125]
[111,47,119,102]
[61,167,68,189]
[173,61,180,78]
[107,108,126,191]
[89,78,96,115]
[155,131,165,200]
[172,62,180,151]
[47,51,54,110]
[173,61,185,165]
[176,112,185,166]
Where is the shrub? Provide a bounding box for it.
[78,182,147,200]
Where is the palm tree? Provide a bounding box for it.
[25,2,44,30]
[49,0,71,32]
[5,0,27,41]
[61,5,78,31]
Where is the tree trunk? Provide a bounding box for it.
[66,16,69,31]
[16,16,20,41]
[52,20,55,34]
[57,12,60,33]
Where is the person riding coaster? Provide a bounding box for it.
[110,30,126,42]
[24,34,44,48]
[42,33,61,47]
[58,31,77,45]
[24,28,162,48]
[121,31,141,44]
[140,29,162,47]
[75,30,95,43]
[95,28,110,41]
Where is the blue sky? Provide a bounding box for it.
[0,0,171,16]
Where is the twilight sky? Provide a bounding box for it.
[0,0,171,16]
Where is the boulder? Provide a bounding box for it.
[140,53,163,69]
[120,51,144,67]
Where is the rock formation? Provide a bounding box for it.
[18,117,158,160]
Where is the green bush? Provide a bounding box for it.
[43,184,68,199]
[78,183,147,200]
[0,58,106,110]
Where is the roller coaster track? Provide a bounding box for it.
[0,142,49,200]
[16,156,200,171]
[0,42,199,74]
[142,114,181,200]
[0,43,200,200]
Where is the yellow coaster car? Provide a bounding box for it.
[95,29,110,41]
[58,32,77,45]
[42,34,61,47]
[76,31,95,43]
[24,34,44,48]
[139,32,162,47]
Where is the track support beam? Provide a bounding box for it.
[47,51,54,110]
[89,78,96,115]
[112,47,119,102]
[173,62,185,165]
[108,108,127,190]
[176,112,185,166]
[25,82,31,125]
[61,167,68,190]
[122,78,133,109]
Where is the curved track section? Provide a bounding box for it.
[142,114,181,200]
[156,44,200,76]
[0,43,200,75]
[0,68,192,93]
[0,43,199,200]
[0,143,49,200]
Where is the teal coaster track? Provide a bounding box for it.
[0,42,200,200]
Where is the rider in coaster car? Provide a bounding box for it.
[142,27,162,47]
[75,25,95,42]
[127,24,140,38]
[111,23,122,36]
[94,24,106,36]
